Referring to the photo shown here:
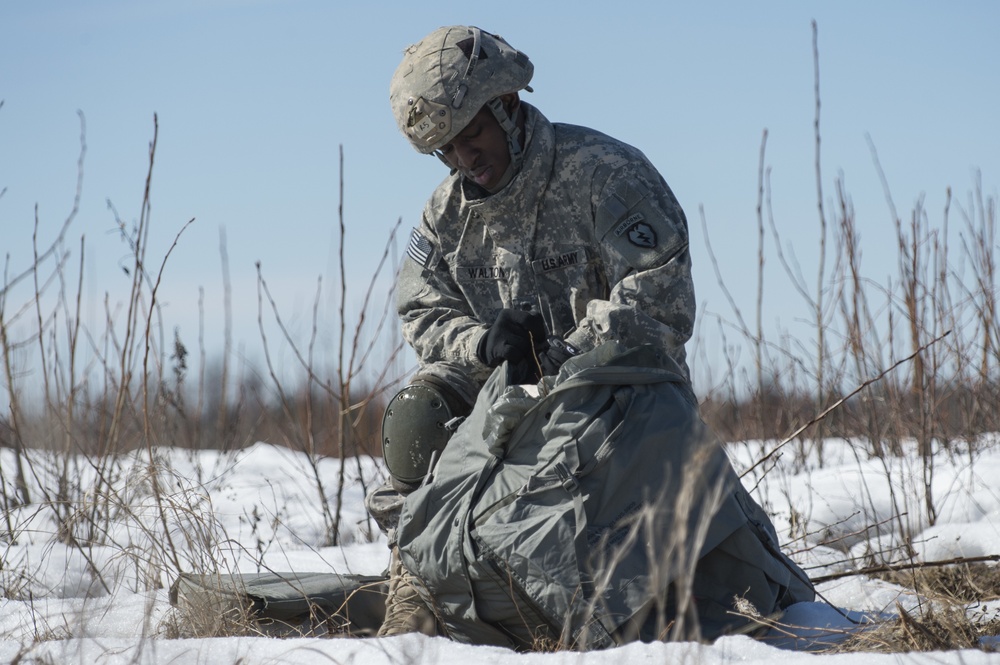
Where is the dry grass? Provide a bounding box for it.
[823,565,1000,653]
[3,22,1000,658]
[883,564,1000,604]
[835,605,980,653]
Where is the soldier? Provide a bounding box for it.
[370,25,697,636]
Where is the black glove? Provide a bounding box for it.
[476,309,547,368]
[537,336,580,376]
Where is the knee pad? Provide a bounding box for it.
[381,378,468,492]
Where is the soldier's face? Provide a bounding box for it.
[438,105,511,191]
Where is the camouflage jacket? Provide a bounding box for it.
[398,103,695,392]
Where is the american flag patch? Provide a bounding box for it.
[406,228,434,267]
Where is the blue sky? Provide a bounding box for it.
[2,1,998,393]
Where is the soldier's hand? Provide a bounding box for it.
[537,336,579,376]
[476,309,547,368]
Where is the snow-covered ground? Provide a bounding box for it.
[2,436,999,664]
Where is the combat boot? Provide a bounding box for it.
[377,546,438,637]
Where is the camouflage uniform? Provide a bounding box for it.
[375,26,697,639]
[399,102,695,405]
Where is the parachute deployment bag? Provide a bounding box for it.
[397,343,810,649]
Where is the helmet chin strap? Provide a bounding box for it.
[482,97,523,193]
[432,98,525,191]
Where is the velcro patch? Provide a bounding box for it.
[461,265,510,280]
[612,213,658,248]
[596,179,684,271]
[406,228,434,267]
[536,250,583,272]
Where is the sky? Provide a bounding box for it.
[2,0,998,394]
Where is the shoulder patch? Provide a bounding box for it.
[612,212,658,249]
[596,178,686,271]
[406,228,435,268]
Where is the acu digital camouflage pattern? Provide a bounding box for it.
[398,103,696,404]
[390,26,533,155]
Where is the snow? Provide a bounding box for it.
[3,438,1000,664]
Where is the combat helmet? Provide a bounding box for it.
[390,26,533,186]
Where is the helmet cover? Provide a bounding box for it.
[390,26,533,154]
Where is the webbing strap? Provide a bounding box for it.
[451,27,482,109]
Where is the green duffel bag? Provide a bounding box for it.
[168,571,388,637]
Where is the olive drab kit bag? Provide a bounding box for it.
[396,342,814,649]
[168,572,388,637]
